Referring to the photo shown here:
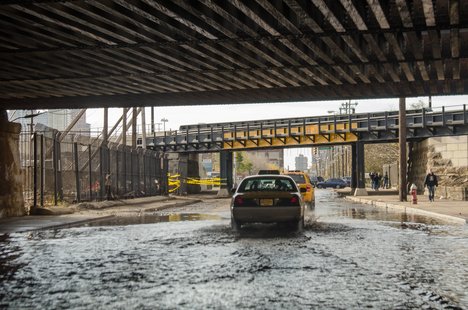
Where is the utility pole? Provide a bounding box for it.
[122,108,127,146]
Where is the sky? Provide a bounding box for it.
[85,95,468,169]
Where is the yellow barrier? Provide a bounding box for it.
[168,174,226,193]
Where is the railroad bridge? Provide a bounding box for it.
[1,1,468,217]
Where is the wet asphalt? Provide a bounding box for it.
[1,190,467,309]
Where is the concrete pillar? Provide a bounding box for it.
[351,143,357,193]
[218,151,233,197]
[161,154,169,195]
[177,153,200,195]
[0,111,25,218]
[399,97,408,201]
[178,153,188,195]
[354,141,368,196]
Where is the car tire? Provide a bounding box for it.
[335,185,341,189]
[231,218,241,231]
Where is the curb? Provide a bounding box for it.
[346,196,467,225]
[74,196,174,211]
[143,199,203,212]
[24,215,116,232]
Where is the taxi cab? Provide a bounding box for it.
[230,175,306,231]
[283,171,315,208]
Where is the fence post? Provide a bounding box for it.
[33,132,38,211]
[40,134,44,207]
[99,146,104,201]
[130,149,134,194]
[137,150,141,195]
[123,148,127,194]
[74,142,81,203]
[58,136,63,202]
[53,132,58,206]
[116,148,119,197]
[88,145,93,201]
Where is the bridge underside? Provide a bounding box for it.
[1,1,468,109]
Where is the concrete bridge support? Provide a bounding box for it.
[161,154,168,195]
[353,142,368,196]
[218,151,233,197]
[0,111,25,218]
[177,153,201,195]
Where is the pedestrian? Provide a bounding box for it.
[374,173,381,191]
[383,172,389,189]
[154,179,160,195]
[105,173,112,200]
[369,172,375,190]
[424,169,438,202]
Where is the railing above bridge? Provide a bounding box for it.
[148,105,468,153]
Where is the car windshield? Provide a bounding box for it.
[237,177,297,192]
[284,174,306,184]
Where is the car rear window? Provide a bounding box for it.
[285,174,306,184]
[237,177,297,192]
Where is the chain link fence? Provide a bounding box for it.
[20,127,164,208]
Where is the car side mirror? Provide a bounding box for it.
[300,188,307,193]
[231,187,237,194]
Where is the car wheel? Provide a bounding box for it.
[336,185,341,189]
[231,218,241,231]
[289,218,304,232]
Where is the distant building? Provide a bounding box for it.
[295,154,308,171]
[245,149,284,171]
[8,109,90,135]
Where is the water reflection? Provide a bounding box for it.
[322,201,449,226]
[79,213,222,228]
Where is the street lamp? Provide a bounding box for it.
[160,118,168,132]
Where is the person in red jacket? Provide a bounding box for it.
[423,169,438,202]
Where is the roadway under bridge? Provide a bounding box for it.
[1,1,468,217]
[149,106,468,197]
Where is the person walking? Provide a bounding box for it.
[105,173,112,200]
[383,172,389,189]
[369,172,375,190]
[423,169,438,202]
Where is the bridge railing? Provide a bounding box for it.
[149,105,467,151]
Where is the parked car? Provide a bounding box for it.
[230,175,306,231]
[310,176,324,186]
[283,171,315,208]
[316,178,347,189]
[342,176,351,187]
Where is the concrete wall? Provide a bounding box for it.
[0,111,26,218]
[408,136,468,200]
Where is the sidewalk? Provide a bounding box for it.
[0,195,203,234]
[346,192,468,225]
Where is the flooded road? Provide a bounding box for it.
[1,191,467,309]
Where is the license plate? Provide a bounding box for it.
[260,199,273,206]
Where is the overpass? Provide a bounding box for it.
[146,105,468,195]
[0,1,467,109]
[149,106,468,152]
[1,1,468,217]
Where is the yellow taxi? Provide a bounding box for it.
[283,171,315,207]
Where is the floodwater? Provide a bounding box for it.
[1,191,467,309]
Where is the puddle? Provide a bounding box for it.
[75,213,222,228]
